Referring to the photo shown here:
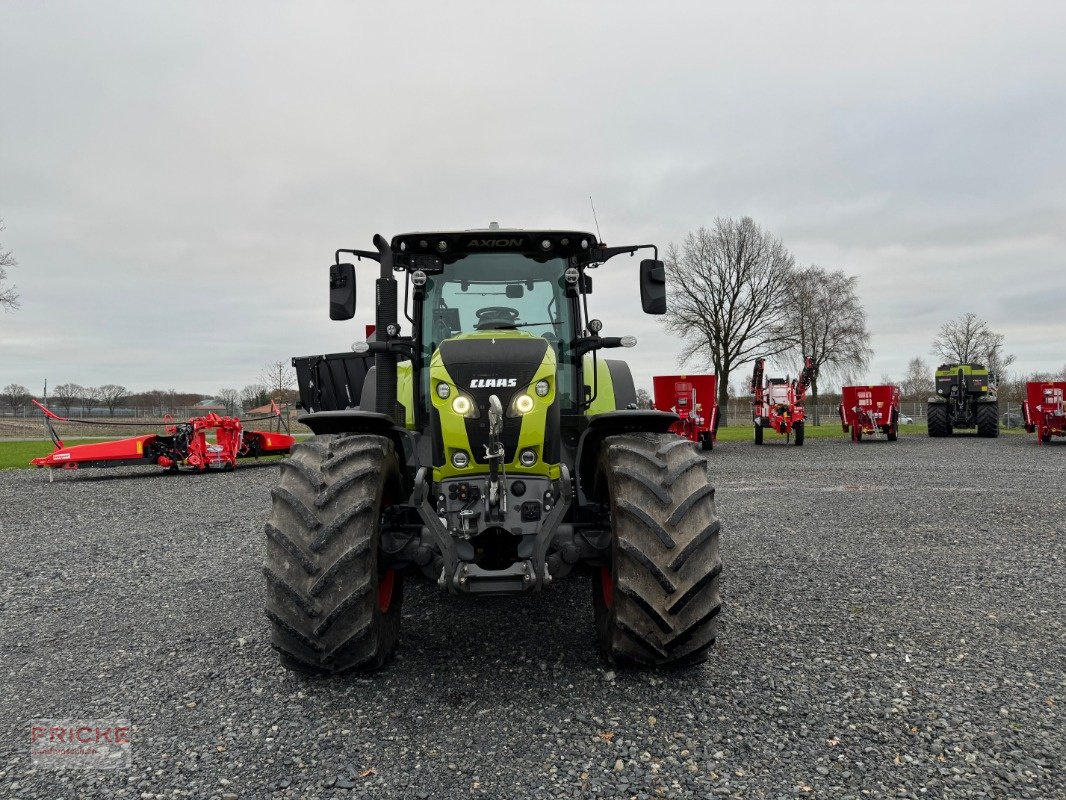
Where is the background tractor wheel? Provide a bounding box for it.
[886,421,898,442]
[927,404,951,437]
[593,433,722,667]
[264,433,402,675]
[754,425,764,445]
[699,431,713,451]
[976,404,1000,438]
[794,421,805,446]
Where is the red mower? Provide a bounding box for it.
[751,356,816,446]
[1022,381,1066,444]
[839,385,901,442]
[652,374,719,451]
[29,399,295,477]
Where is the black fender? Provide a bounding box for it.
[575,410,679,505]
[297,410,412,472]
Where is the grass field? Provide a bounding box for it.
[713,421,930,442]
[2,424,1024,469]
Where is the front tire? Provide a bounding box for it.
[754,424,764,445]
[264,434,402,675]
[928,404,951,437]
[593,433,722,666]
[794,421,805,446]
[976,403,999,438]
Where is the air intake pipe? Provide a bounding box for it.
[372,234,400,423]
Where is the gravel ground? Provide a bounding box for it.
[1,434,1062,799]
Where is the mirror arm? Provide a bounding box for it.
[589,243,658,264]
[335,248,381,265]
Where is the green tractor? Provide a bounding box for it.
[266,227,721,674]
[927,362,999,438]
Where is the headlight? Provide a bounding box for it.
[452,395,472,415]
[519,449,537,467]
[513,394,535,414]
[436,382,451,400]
[535,379,549,397]
[451,451,469,468]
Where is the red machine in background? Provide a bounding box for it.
[29,399,295,476]
[1022,381,1066,444]
[653,374,718,451]
[839,385,901,442]
[751,356,816,446]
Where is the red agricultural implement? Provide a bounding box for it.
[751,356,816,446]
[29,399,295,477]
[1022,381,1066,444]
[838,385,901,442]
[652,374,718,451]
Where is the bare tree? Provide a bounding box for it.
[783,265,872,420]
[218,388,241,415]
[0,217,19,311]
[931,312,1015,377]
[663,217,795,420]
[260,360,295,402]
[51,383,84,415]
[240,384,269,410]
[635,387,652,409]
[2,383,30,416]
[901,357,932,401]
[97,384,130,416]
[81,386,102,416]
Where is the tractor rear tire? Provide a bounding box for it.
[754,425,764,445]
[794,422,805,446]
[977,404,1000,438]
[593,433,721,667]
[264,433,403,675]
[928,404,951,437]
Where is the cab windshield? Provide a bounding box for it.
[417,253,576,406]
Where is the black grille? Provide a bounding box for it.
[438,337,549,463]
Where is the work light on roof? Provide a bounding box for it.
[565,267,580,284]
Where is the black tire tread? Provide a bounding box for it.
[928,404,951,437]
[594,433,721,667]
[264,433,402,675]
[976,403,999,438]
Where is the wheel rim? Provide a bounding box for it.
[599,565,614,609]
[377,568,396,614]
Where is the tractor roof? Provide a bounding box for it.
[391,228,601,262]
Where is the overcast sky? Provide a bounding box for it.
[2,1,1064,398]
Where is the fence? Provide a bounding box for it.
[0,404,297,439]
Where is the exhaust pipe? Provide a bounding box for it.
[372,234,399,423]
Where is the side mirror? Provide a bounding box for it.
[330,263,356,320]
[639,259,667,315]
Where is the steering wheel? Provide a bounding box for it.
[475,306,521,329]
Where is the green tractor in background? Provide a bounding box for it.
[266,227,721,674]
[927,362,999,438]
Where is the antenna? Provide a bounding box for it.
[589,196,603,243]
